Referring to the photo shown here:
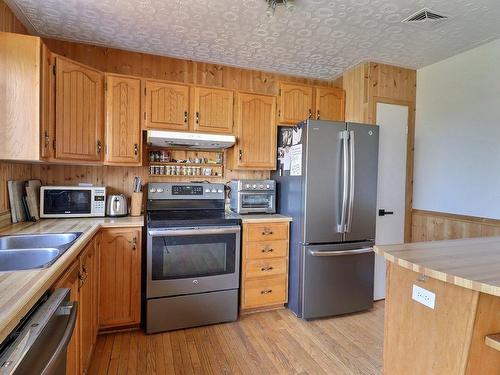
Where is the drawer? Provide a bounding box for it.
[245,258,287,279]
[246,240,288,259]
[243,275,287,308]
[245,222,289,242]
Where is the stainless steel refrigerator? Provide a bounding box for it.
[272,120,379,319]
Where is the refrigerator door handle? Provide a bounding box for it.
[308,247,373,257]
[346,130,355,233]
[337,131,349,233]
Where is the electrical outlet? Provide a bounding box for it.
[412,284,436,309]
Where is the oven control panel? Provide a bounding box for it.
[148,182,224,200]
[172,185,204,195]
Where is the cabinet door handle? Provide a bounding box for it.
[260,266,274,272]
[261,247,274,253]
[97,140,102,154]
[129,237,137,251]
[316,109,320,120]
[44,131,50,149]
[196,112,200,124]
[184,111,188,123]
[239,150,242,161]
[308,109,312,119]
[134,143,139,156]
[260,289,273,295]
[261,228,274,235]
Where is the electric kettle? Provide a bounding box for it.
[106,194,128,217]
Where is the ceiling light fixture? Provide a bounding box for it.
[265,0,295,18]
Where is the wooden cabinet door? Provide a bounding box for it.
[144,80,189,131]
[55,56,104,161]
[234,92,276,169]
[278,83,313,125]
[91,234,100,348]
[0,33,41,161]
[99,228,141,329]
[79,240,95,374]
[40,43,55,160]
[53,261,80,375]
[315,87,345,121]
[192,87,234,134]
[105,74,142,165]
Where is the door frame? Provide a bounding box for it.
[372,96,415,243]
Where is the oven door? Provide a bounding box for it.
[238,192,275,213]
[147,226,241,298]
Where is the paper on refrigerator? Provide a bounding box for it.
[289,144,302,176]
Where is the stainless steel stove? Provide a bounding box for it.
[145,182,241,334]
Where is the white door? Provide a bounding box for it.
[374,103,408,300]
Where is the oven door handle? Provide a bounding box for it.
[148,226,241,236]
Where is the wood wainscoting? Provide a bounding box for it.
[411,209,500,242]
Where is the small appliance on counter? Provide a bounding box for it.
[40,185,106,218]
[106,194,128,217]
[229,179,276,214]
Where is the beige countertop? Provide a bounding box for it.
[374,236,500,297]
[236,213,293,223]
[0,216,144,343]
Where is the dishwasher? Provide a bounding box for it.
[0,288,77,375]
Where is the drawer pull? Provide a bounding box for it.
[260,289,273,295]
[260,266,274,272]
[262,228,274,235]
[261,247,274,253]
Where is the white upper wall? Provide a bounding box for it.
[414,38,500,219]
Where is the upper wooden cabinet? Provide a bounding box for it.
[278,82,345,125]
[104,74,142,165]
[278,83,313,125]
[228,92,276,170]
[144,80,189,131]
[192,87,234,134]
[0,33,43,161]
[55,56,104,161]
[314,87,345,121]
[99,228,141,329]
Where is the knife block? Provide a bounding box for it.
[130,192,143,217]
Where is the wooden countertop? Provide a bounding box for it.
[236,214,293,223]
[0,216,144,344]
[374,236,500,297]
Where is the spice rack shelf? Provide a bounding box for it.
[147,148,224,178]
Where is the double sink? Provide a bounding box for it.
[0,233,82,272]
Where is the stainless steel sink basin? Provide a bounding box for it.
[0,232,82,271]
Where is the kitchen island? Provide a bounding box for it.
[374,236,500,375]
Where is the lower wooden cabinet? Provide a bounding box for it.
[240,220,290,312]
[99,227,141,329]
[54,261,80,375]
[78,237,99,374]
[53,234,99,375]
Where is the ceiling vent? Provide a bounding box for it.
[402,8,449,26]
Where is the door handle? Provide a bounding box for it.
[337,131,349,233]
[346,130,355,233]
[308,247,373,257]
[378,209,394,216]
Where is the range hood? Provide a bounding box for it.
[146,130,236,150]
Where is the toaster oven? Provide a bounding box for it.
[229,180,276,214]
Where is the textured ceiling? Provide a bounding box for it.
[6,0,500,79]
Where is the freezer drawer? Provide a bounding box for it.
[301,242,374,319]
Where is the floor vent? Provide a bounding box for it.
[402,8,448,25]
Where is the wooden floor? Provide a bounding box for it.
[89,302,384,375]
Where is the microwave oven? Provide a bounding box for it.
[229,180,276,214]
[40,186,106,218]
